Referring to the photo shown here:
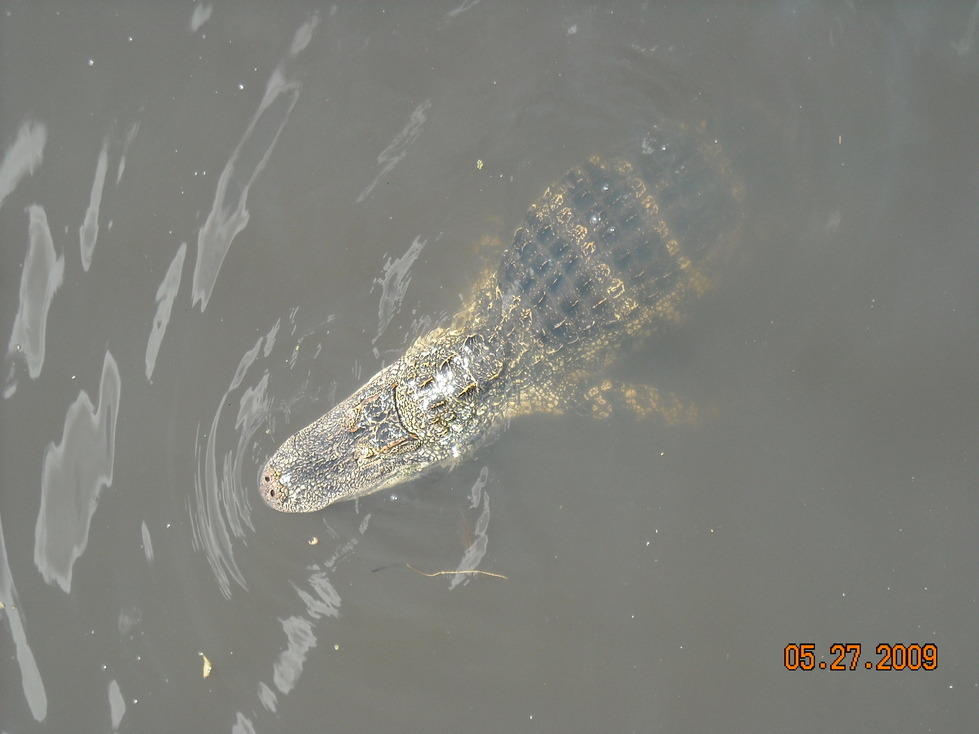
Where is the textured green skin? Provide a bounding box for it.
[261,121,744,512]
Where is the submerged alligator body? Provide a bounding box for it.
[261,120,745,512]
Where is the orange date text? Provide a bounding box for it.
[783,643,937,671]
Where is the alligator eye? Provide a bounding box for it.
[354,445,376,460]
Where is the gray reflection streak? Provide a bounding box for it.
[951,0,979,55]
[140,521,154,564]
[291,572,342,620]
[191,16,320,312]
[444,0,483,22]
[356,99,432,203]
[232,711,257,734]
[0,120,46,212]
[107,679,125,731]
[267,573,341,703]
[79,137,109,272]
[257,681,277,713]
[374,236,426,342]
[450,467,491,589]
[145,242,186,380]
[272,616,316,696]
[5,205,64,394]
[0,513,48,722]
[34,351,121,593]
[115,121,140,185]
[468,464,489,509]
[189,3,213,33]
[257,525,361,712]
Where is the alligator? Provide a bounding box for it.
[260,119,745,512]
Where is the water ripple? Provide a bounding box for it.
[189,323,278,598]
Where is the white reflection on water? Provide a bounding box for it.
[4,205,64,395]
[443,0,484,26]
[79,135,109,272]
[140,521,154,565]
[107,678,125,731]
[356,99,432,204]
[374,235,427,343]
[450,466,492,589]
[231,711,257,734]
[189,3,213,34]
[145,242,186,381]
[950,0,979,55]
[114,121,140,185]
[0,513,47,722]
[270,617,316,703]
[33,350,121,593]
[191,15,319,312]
[0,120,46,212]
[255,529,357,715]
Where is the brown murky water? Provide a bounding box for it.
[1,2,977,732]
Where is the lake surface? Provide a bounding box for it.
[1,2,977,732]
